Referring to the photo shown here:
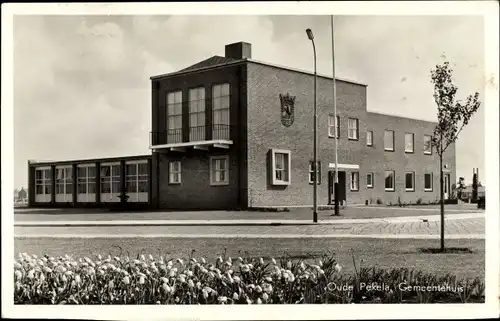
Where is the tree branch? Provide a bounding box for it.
[441,120,467,153]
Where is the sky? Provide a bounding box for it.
[13,14,485,188]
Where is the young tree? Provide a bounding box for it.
[430,61,481,252]
[472,173,478,202]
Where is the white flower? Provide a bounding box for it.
[32,254,38,259]
[196,281,202,289]
[187,279,195,288]
[191,258,197,264]
[259,258,264,265]
[225,261,232,267]
[162,283,170,293]
[134,259,141,265]
[271,257,277,265]
[227,257,232,263]
[218,296,228,304]
[217,256,223,263]
[247,284,255,290]
[123,276,130,285]
[257,298,262,304]
[61,275,67,283]
[176,258,184,265]
[97,254,102,260]
[14,270,22,279]
[334,263,342,273]
[265,276,272,283]
[43,267,52,273]
[248,263,254,269]
[255,285,263,293]
[287,261,292,269]
[227,269,234,275]
[233,292,239,301]
[202,290,209,299]
[241,264,250,273]
[139,276,145,284]
[14,262,22,269]
[71,280,76,287]
[168,269,176,277]
[318,269,325,275]
[140,255,146,261]
[39,273,45,282]
[263,283,273,293]
[200,257,206,264]
[114,256,121,262]
[237,257,243,262]
[178,275,186,283]
[262,293,269,301]
[233,276,241,283]
[187,270,193,277]
[300,262,306,270]
[149,254,154,261]
[27,270,35,279]
[208,271,215,279]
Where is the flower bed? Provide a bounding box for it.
[13,252,484,304]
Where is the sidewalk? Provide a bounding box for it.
[15,212,484,227]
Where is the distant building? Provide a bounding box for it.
[27,41,456,210]
[461,184,485,201]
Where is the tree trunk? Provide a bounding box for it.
[439,149,445,252]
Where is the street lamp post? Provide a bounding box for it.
[331,15,340,216]
[306,28,318,223]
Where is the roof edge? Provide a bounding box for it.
[366,111,438,124]
[149,58,367,87]
[29,154,152,167]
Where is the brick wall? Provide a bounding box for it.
[245,61,456,207]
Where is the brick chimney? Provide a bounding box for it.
[225,42,252,59]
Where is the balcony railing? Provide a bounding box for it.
[150,125,231,146]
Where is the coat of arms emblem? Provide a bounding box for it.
[279,93,296,127]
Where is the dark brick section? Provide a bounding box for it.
[245,61,455,207]
[151,64,247,210]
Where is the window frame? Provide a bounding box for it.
[270,149,291,186]
[100,162,121,195]
[424,173,433,191]
[35,167,52,196]
[308,161,322,185]
[384,130,395,151]
[350,171,359,191]
[166,90,183,143]
[384,170,395,192]
[55,165,73,196]
[405,171,415,192]
[209,155,229,186]
[405,133,415,153]
[366,130,373,146]
[366,172,374,188]
[188,87,206,141]
[347,117,359,140]
[77,164,96,195]
[126,160,149,197]
[168,160,182,185]
[328,114,340,138]
[423,135,433,155]
[212,83,230,140]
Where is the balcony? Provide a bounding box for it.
[150,125,233,152]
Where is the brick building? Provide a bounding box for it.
[27,41,456,210]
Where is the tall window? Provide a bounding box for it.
[167,91,183,143]
[169,161,181,184]
[308,161,321,184]
[126,161,148,202]
[405,171,415,191]
[328,115,340,138]
[210,156,229,186]
[348,118,359,140]
[424,135,433,155]
[189,87,206,141]
[366,131,373,146]
[350,172,359,191]
[405,133,414,153]
[55,166,72,201]
[77,164,96,198]
[212,83,230,140]
[271,149,291,185]
[100,164,121,194]
[366,172,374,188]
[424,173,433,191]
[35,168,52,201]
[385,170,395,191]
[384,130,395,151]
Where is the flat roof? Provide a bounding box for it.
[366,111,438,124]
[29,154,151,167]
[150,58,367,87]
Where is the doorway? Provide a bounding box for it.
[329,170,346,205]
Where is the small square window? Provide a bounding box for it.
[210,156,229,186]
[424,173,433,191]
[169,161,181,184]
[308,161,321,184]
[367,172,374,188]
[270,149,291,186]
[405,172,415,191]
[366,131,373,146]
[384,130,394,151]
[405,133,414,153]
[385,170,395,191]
[350,172,359,191]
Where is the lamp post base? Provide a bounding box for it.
[334,182,340,216]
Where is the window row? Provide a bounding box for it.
[268,149,434,192]
[34,162,149,202]
[166,83,230,142]
[167,156,230,186]
[327,115,433,155]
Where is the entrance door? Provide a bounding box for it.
[329,171,347,205]
[444,174,450,199]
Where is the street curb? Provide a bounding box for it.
[15,212,484,227]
